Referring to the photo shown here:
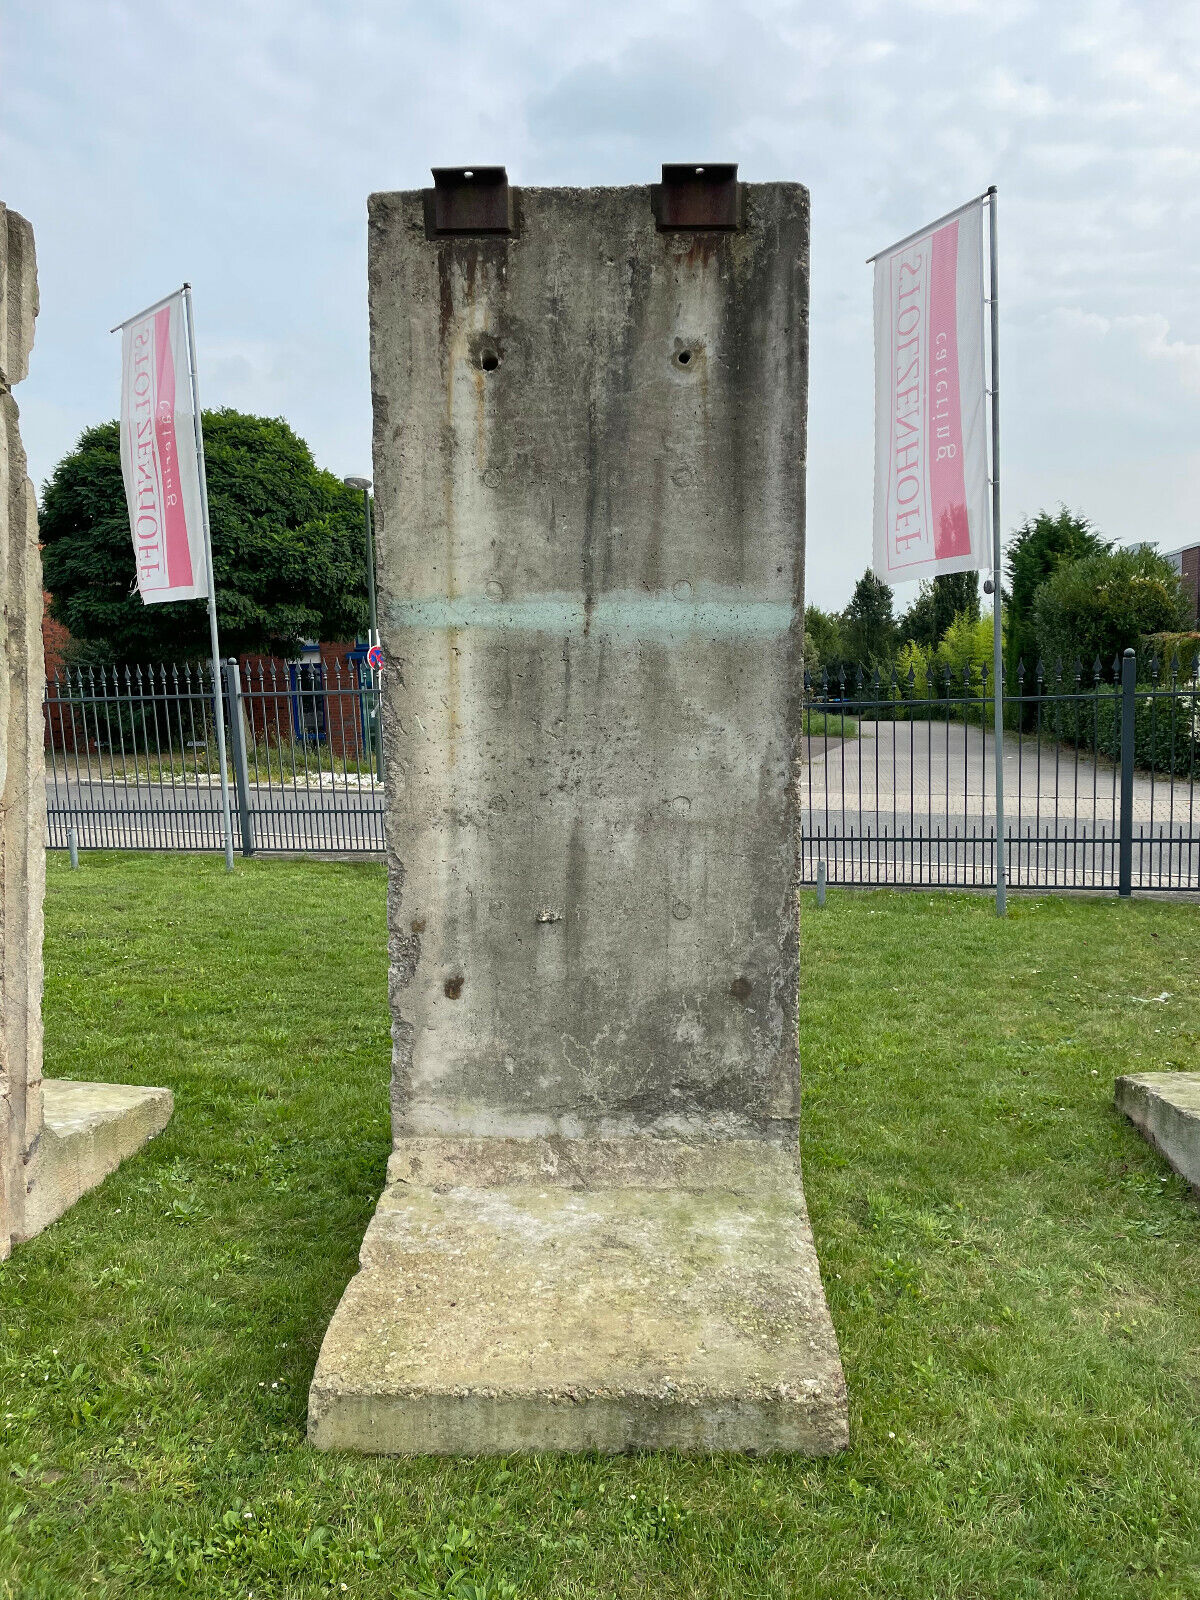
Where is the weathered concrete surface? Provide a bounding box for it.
[1,204,45,1259]
[371,182,808,1144]
[1,206,173,1258]
[23,1080,174,1237]
[311,176,845,1453]
[309,1143,847,1455]
[1116,1072,1200,1189]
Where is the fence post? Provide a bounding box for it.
[1118,647,1135,898]
[223,658,255,858]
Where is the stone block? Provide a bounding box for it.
[22,1079,174,1238]
[309,1141,847,1455]
[1116,1071,1200,1189]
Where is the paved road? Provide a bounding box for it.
[802,722,1199,889]
[804,720,1194,823]
[46,776,386,855]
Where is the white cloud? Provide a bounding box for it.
[4,0,1200,607]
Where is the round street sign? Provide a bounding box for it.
[367,645,384,670]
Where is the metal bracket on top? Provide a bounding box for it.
[651,164,742,231]
[426,168,515,236]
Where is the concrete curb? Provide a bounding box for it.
[19,1079,174,1241]
[1114,1072,1200,1189]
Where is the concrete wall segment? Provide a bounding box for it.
[0,204,44,1258]
[370,179,809,1147]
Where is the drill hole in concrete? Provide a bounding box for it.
[480,351,500,372]
[676,350,692,366]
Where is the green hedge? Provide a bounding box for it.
[1084,682,1200,777]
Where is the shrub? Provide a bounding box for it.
[896,639,930,701]
[889,615,996,723]
[1087,683,1200,777]
[1004,508,1108,685]
[1031,546,1191,674]
[1143,633,1200,675]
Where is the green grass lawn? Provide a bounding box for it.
[3,857,1200,1598]
[802,711,858,739]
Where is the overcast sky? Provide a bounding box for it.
[4,0,1198,608]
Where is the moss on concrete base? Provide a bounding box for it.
[309,1141,847,1455]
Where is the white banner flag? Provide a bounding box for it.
[118,290,208,603]
[872,198,989,585]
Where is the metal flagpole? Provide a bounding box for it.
[987,186,1006,917]
[182,284,236,873]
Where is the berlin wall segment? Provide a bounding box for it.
[0,203,44,1258]
[0,205,172,1262]
[308,171,848,1454]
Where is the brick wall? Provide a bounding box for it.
[1181,547,1200,626]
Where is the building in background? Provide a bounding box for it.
[1159,542,1200,626]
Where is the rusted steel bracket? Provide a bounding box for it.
[426,168,515,236]
[651,164,742,231]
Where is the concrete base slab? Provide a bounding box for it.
[1116,1072,1200,1189]
[309,1139,848,1455]
[21,1079,174,1240]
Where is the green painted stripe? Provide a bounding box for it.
[386,595,795,638]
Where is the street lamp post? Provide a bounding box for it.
[344,475,383,781]
[344,476,378,648]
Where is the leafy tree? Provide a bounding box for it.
[803,604,845,674]
[1030,545,1190,678]
[896,615,994,719]
[1004,507,1108,683]
[841,569,896,670]
[897,572,980,649]
[40,411,370,660]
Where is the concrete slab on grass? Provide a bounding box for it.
[22,1079,173,1239]
[308,1141,848,1456]
[1115,1072,1200,1189]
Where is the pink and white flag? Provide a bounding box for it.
[118,291,208,603]
[872,198,989,585]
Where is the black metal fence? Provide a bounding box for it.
[802,649,1200,892]
[45,659,385,856]
[46,649,1200,892]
